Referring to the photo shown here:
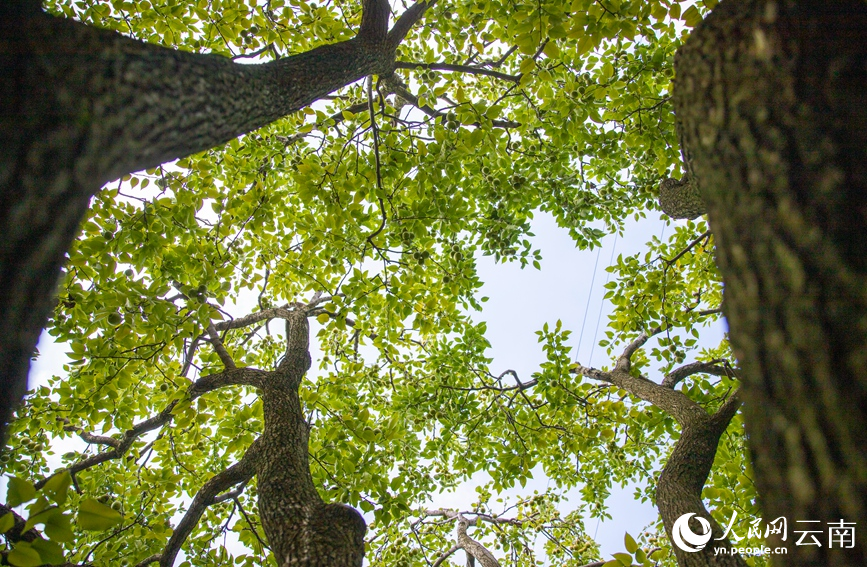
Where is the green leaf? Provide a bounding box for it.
[7,542,42,567]
[0,512,15,533]
[43,471,72,505]
[44,511,75,543]
[624,532,638,553]
[30,539,65,565]
[613,552,633,566]
[77,498,123,531]
[7,477,37,507]
[682,5,702,27]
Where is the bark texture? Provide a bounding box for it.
[0,0,426,441]
[673,1,867,564]
[658,176,706,220]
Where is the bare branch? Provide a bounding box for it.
[662,360,731,389]
[396,61,520,82]
[207,323,236,369]
[386,0,438,48]
[155,439,261,567]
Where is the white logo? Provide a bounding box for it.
[672,513,713,552]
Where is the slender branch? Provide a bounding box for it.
[36,367,269,489]
[206,323,236,369]
[662,360,731,389]
[431,545,461,567]
[386,0,438,48]
[382,76,520,128]
[154,439,261,567]
[665,230,711,265]
[276,102,368,145]
[395,61,520,82]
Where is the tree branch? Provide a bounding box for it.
[36,367,269,489]
[0,503,40,543]
[358,0,390,43]
[386,0,438,49]
[154,439,261,567]
[457,516,500,567]
[395,61,520,82]
[431,544,461,567]
[206,323,236,370]
[662,360,731,389]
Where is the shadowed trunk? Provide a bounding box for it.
[672,1,867,564]
[0,0,425,441]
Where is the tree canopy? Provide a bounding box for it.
[5,0,865,566]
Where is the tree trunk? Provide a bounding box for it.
[0,0,420,440]
[257,312,366,566]
[656,400,747,567]
[673,1,867,564]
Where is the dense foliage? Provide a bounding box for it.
[1,0,769,565]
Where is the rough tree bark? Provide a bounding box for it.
[0,0,430,441]
[574,329,746,567]
[671,0,867,564]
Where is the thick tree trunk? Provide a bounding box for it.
[0,0,419,440]
[673,1,867,564]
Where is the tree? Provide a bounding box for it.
[7,0,851,565]
[667,0,867,564]
[0,0,429,439]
